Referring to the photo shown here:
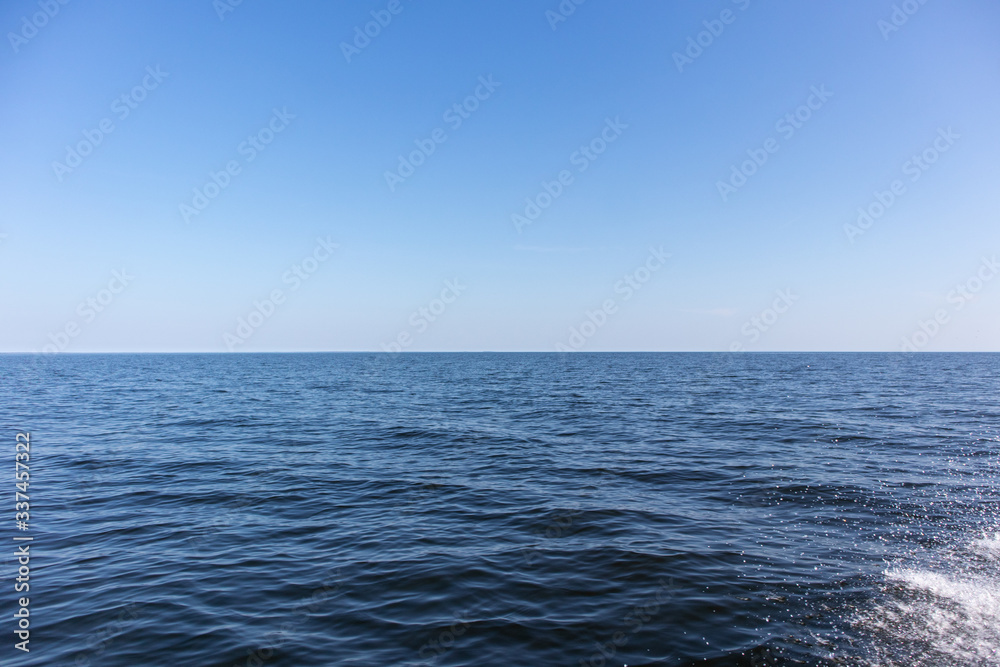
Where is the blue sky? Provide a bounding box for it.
[2,0,999,352]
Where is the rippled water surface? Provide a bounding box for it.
[3,353,999,666]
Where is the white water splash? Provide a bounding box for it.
[858,533,1000,665]
[970,532,1000,557]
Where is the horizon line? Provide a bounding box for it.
[3,350,999,355]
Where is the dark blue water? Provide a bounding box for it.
[2,353,999,666]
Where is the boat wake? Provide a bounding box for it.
[855,532,1000,666]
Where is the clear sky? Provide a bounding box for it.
[2,0,999,352]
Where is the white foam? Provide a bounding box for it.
[885,567,1000,620]
[863,563,1000,664]
[971,532,1000,557]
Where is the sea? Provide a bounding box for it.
[2,352,998,666]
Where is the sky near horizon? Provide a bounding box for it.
[2,0,999,352]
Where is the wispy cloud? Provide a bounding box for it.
[678,307,739,318]
[513,245,587,253]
